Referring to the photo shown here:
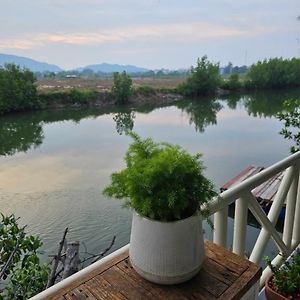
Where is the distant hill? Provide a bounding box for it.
[0,54,63,73]
[78,63,149,74]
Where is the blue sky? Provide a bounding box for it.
[0,0,299,69]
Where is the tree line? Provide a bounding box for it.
[1,56,300,114]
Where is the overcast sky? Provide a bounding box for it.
[0,0,299,70]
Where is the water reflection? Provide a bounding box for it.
[0,115,44,156]
[177,99,222,132]
[113,111,136,135]
[1,89,299,157]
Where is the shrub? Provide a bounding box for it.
[245,57,300,89]
[112,71,132,104]
[134,85,156,96]
[277,99,300,153]
[178,56,221,96]
[0,64,40,114]
[265,251,300,298]
[69,89,97,104]
[103,132,216,221]
[220,74,242,91]
[0,214,50,300]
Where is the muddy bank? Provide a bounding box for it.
[41,91,183,110]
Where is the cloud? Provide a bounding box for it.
[0,21,280,51]
[0,156,80,193]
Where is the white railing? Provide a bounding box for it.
[205,151,300,286]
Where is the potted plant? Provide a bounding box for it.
[264,250,300,299]
[103,132,216,284]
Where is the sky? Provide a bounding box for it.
[0,0,299,70]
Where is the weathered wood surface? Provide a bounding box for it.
[48,240,261,300]
[62,241,80,280]
[221,165,285,204]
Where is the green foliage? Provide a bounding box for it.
[69,89,98,104]
[245,57,300,89]
[277,99,300,153]
[103,132,216,221]
[0,214,50,300]
[265,251,300,298]
[220,74,242,91]
[0,64,40,114]
[178,56,221,96]
[134,85,156,96]
[112,71,133,104]
[177,99,222,132]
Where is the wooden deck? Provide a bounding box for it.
[48,241,261,300]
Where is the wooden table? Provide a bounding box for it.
[49,240,262,300]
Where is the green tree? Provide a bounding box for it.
[277,99,300,153]
[0,214,50,300]
[111,71,133,104]
[178,56,221,96]
[221,74,241,91]
[0,64,40,114]
[245,58,300,89]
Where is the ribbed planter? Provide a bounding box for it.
[129,211,205,285]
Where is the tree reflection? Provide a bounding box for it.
[243,92,285,118]
[219,93,242,110]
[0,116,44,156]
[0,109,106,156]
[113,111,136,135]
[177,99,222,132]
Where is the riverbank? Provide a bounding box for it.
[38,89,184,111]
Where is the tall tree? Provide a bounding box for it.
[111,71,133,104]
[178,56,221,96]
[0,64,40,114]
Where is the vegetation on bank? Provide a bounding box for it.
[178,56,300,96]
[177,56,221,96]
[1,57,300,115]
[277,99,300,153]
[0,214,49,300]
[111,71,133,104]
[0,64,40,114]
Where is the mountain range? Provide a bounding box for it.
[0,53,149,74]
[0,53,63,73]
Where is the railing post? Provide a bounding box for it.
[213,206,228,248]
[249,166,295,263]
[283,167,299,249]
[233,195,248,256]
[292,166,300,246]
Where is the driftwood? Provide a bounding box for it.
[47,228,116,287]
[47,227,68,288]
[62,241,80,279]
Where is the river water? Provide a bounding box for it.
[0,89,299,262]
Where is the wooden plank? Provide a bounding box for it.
[258,173,284,202]
[201,257,239,286]
[85,276,127,300]
[252,171,284,202]
[117,259,190,300]
[48,241,262,300]
[220,263,261,300]
[64,285,98,300]
[101,266,157,300]
[205,240,249,275]
[221,166,264,192]
[48,249,129,300]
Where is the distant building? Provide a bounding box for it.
[65,74,77,78]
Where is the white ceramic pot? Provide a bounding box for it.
[129,211,205,285]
